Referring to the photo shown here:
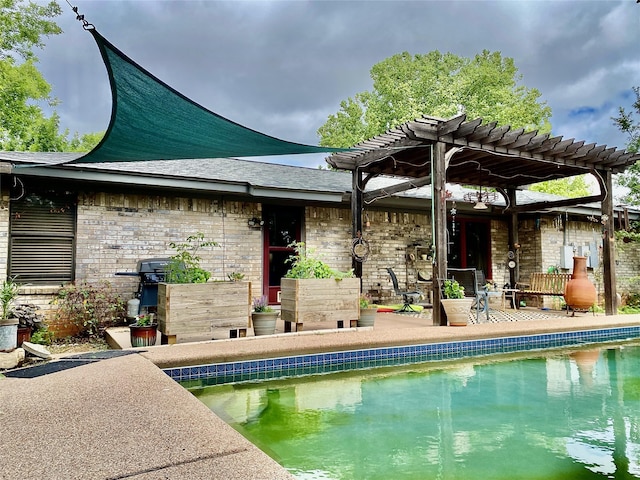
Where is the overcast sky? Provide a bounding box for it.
[34,0,639,168]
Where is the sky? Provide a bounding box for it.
[34,0,640,168]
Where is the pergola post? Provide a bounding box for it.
[351,169,364,280]
[507,188,519,289]
[432,142,448,326]
[600,169,617,315]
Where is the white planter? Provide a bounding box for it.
[441,298,474,326]
[0,320,18,352]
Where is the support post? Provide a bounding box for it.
[351,168,364,279]
[507,188,519,289]
[600,169,617,315]
[432,142,447,326]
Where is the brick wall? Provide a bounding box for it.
[6,187,640,335]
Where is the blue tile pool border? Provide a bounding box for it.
[164,326,640,386]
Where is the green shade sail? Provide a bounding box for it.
[71,29,349,164]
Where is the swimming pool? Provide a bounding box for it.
[187,342,640,479]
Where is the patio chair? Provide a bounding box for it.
[386,268,422,313]
[446,268,489,322]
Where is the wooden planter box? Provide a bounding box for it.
[157,281,251,344]
[280,277,360,332]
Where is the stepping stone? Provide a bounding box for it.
[22,342,51,360]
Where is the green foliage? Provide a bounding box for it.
[443,279,465,299]
[284,242,353,279]
[614,86,640,205]
[227,272,245,282]
[529,176,592,198]
[53,281,126,338]
[30,325,54,345]
[359,294,372,309]
[165,232,218,284]
[66,131,104,152]
[0,277,20,321]
[0,1,103,152]
[132,313,154,326]
[318,50,551,148]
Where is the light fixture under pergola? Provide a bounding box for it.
[463,186,498,210]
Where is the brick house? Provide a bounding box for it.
[1,151,638,335]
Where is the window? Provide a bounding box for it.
[9,190,76,284]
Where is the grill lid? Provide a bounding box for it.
[136,258,171,274]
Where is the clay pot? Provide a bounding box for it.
[564,256,597,311]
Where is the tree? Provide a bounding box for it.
[613,86,640,205]
[318,50,552,148]
[0,0,69,151]
[529,176,591,198]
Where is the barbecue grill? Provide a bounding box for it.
[116,258,171,313]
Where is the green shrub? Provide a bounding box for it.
[165,232,218,283]
[52,281,126,338]
[284,242,353,279]
[30,326,55,345]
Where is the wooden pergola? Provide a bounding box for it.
[327,114,640,325]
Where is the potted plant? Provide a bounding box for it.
[12,303,44,347]
[157,232,251,344]
[441,279,473,326]
[251,295,279,336]
[0,278,20,351]
[129,313,158,347]
[358,293,378,327]
[280,242,359,331]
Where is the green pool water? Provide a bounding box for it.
[187,344,640,479]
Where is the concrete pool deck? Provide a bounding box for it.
[2,311,639,479]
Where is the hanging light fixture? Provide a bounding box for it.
[463,186,497,210]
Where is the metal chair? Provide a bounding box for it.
[386,268,422,312]
[446,268,489,322]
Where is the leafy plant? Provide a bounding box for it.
[227,272,245,282]
[132,313,155,326]
[443,279,465,299]
[30,326,55,346]
[252,295,274,313]
[12,303,44,331]
[165,232,218,284]
[360,294,372,309]
[284,242,353,279]
[52,281,126,338]
[0,277,20,321]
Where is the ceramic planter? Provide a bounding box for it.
[564,256,597,312]
[129,323,158,347]
[441,298,474,326]
[280,277,360,332]
[251,311,279,336]
[358,307,378,327]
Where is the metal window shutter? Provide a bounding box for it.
[9,201,76,283]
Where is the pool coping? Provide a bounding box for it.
[168,324,640,385]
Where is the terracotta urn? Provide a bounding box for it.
[564,256,597,311]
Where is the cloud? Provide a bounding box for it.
[33,0,639,159]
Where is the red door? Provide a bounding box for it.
[262,206,303,304]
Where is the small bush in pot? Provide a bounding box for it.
[358,294,377,327]
[129,313,158,347]
[441,279,472,326]
[251,295,278,336]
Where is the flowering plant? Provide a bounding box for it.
[252,295,274,313]
[133,313,154,326]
